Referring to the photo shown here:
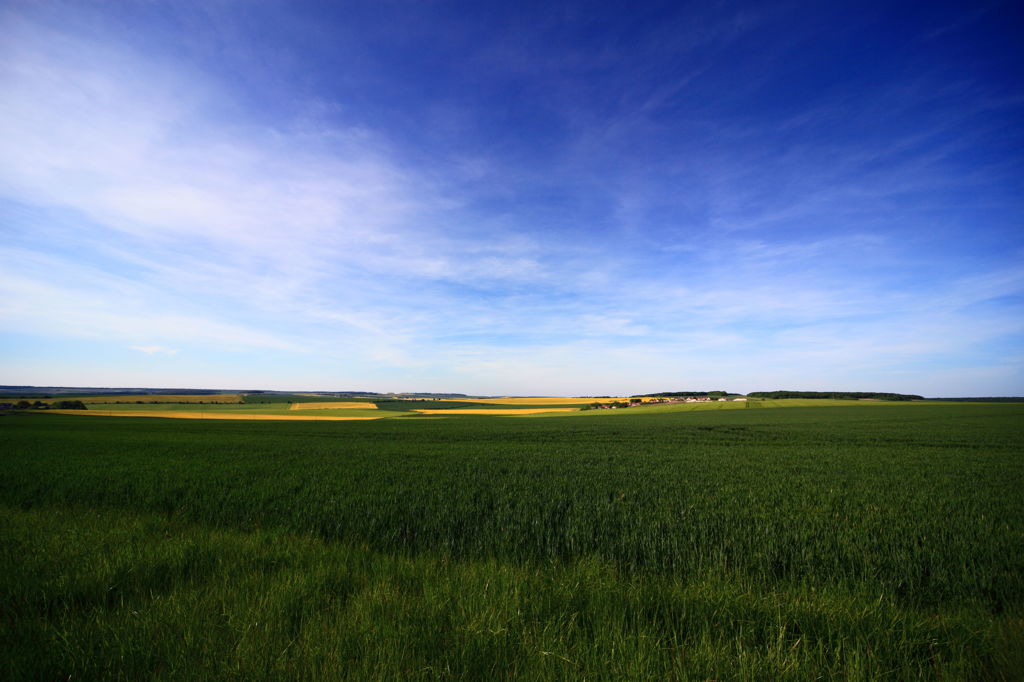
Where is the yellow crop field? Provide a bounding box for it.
[288,402,377,410]
[46,410,381,421]
[44,394,244,404]
[414,408,579,415]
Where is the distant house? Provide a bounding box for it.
[733,397,748,402]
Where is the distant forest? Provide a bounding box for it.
[747,391,923,401]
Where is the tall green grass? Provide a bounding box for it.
[2,404,1022,679]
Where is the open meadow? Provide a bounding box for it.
[2,402,1022,680]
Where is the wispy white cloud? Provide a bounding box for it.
[0,266,305,353]
[0,14,556,351]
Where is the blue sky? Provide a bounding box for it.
[1,0,1021,396]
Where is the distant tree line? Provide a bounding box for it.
[53,400,88,409]
[581,399,637,410]
[747,391,923,401]
[6,400,87,410]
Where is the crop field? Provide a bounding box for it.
[289,402,378,410]
[44,402,388,419]
[241,394,378,404]
[414,408,579,415]
[43,396,939,422]
[46,403,390,420]
[39,393,244,404]
[46,409,383,420]
[376,398,593,412]
[2,403,1022,680]
[467,397,617,405]
[43,398,588,420]
[561,398,965,418]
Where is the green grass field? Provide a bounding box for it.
[78,403,395,419]
[2,403,1022,679]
